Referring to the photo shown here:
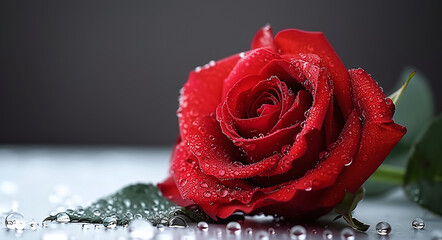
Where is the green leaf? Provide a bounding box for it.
[334,188,370,231]
[43,183,212,226]
[404,116,442,216]
[364,67,435,195]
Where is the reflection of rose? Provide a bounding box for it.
[159,26,406,220]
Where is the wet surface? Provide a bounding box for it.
[1,146,441,239]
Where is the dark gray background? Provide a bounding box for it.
[1,1,441,146]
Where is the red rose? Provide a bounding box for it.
[158,26,406,220]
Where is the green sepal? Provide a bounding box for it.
[334,188,369,231]
[388,71,415,105]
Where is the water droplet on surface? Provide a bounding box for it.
[169,216,188,228]
[376,221,391,235]
[157,223,165,231]
[256,230,270,240]
[412,217,425,230]
[128,219,154,240]
[239,52,246,59]
[322,229,333,239]
[226,221,241,235]
[218,170,225,176]
[55,212,70,223]
[81,223,91,230]
[5,212,26,230]
[197,221,209,231]
[28,219,39,230]
[268,227,276,234]
[290,225,306,240]
[218,188,228,197]
[103,216,117,229]
[134,213,143,219]
[246,227,253,235]
[340,228,355,240]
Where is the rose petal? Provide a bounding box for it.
[188,114,280,180]
[251,24,276,51]
[179,54,240,142]
[317,69,406,208]
[274,29,351,117]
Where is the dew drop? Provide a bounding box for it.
[218,188,228,198]
[246,227,253,235]
[256,230,270,240]
[169,216,188,228]
[239,52,246,59]
[93,209,101,216]
[376,221,391,235]
[179,179,188,186]
[128,219,154,240]
[103,216,117,229]
[226,221,241,235]
[28,219,39,230]
[134,213,143,219]
[322,229,333,239]
[290,225,307,240]
[218,170,226,176]
[157,223,165,231]
[55,212,70,223]
[203,191,212,198]
[5,212,25,230]
[268,227,276,234]
[197,221,209,232]
[340,228,355,240]
[81,223,91,230]
[200,182,209,188]
[412,217,425,230]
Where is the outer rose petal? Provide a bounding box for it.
[251,25,276,51]
[179,54,240,142]
[274,29,352,117]
[318,69,406,208]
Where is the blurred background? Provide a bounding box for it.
[1,1,441,146]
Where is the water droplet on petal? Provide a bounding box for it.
[197,221,209,232]
[376,221,391,235]
[103,216,117,229]
[218,170,225,176]
[246,227,253,235]
[128,219,154,240]
[268,227,276,234]
[340,228,355,240]
[412,217,425,230]
[226,221,241,235]
[290,225,307,240]
[169,216,188,228]
[55,212,70,223]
